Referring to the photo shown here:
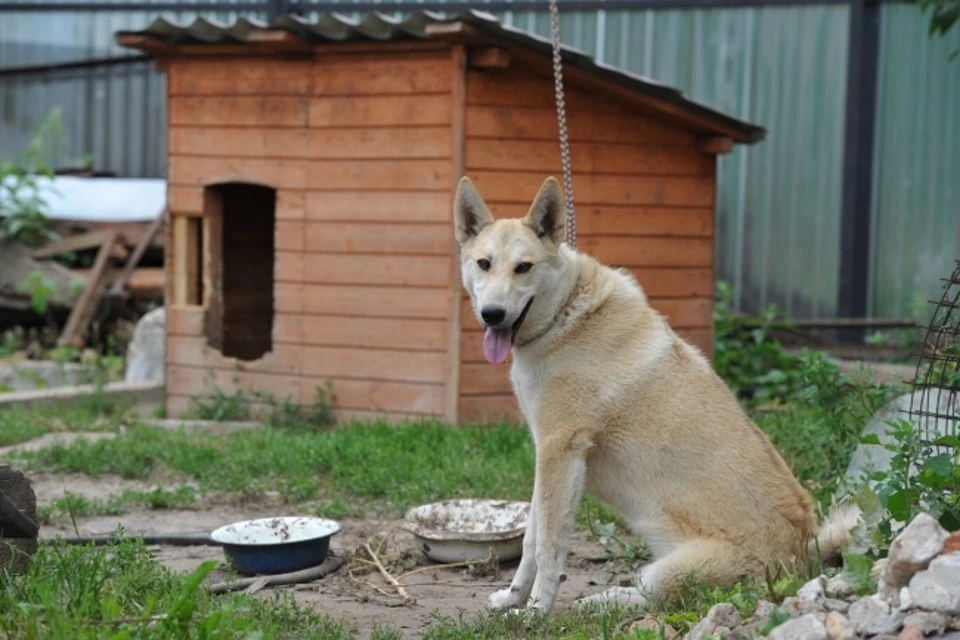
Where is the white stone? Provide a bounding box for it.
[878,513,950,603]
[769,613,829,640]
[798,577,827,614]
[909,552,960,614]
[903,611,948,635]
[824,611,854,640]
[900,586,915,611]
[848,594,905,636]
[825,576,856,599]
[685,603,741,640]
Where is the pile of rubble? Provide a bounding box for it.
[685,513,960,640]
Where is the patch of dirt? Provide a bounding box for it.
[36,503,633,638]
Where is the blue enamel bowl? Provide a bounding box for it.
[210,516,342,575]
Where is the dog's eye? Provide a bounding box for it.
[514,262,533,274]
[477,258,491,271]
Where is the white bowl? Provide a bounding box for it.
[210,516,342,546]
[402,499,530,564]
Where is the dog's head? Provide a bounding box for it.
[453,175,568,365]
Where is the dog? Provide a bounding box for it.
[452,175,860,614]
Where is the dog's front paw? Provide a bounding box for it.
[487,587,524,611]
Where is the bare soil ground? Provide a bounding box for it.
[32,470,629,638]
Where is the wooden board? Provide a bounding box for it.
[309,95,451,127]
[167,54,453,97]
[466,171,714,207]
[293,284,451,319]
[304,222,451,255]
[299,254,451,287]
[458,394,521,424]
[165,365,446,415]
[57,232,118,348]
[294,314,449,352]
[168,156,306,190]
[301,346,447,384]
[465,138,713,176]
[305,159,451,191]
[465,106,695,145]
[305,191,452,223]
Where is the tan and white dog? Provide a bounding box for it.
[453,175,859,614]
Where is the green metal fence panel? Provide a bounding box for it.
[870,5,960,320]
[467,5,852,318]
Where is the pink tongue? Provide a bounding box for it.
[483,327,513,365]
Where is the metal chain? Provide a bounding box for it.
[548,0,576,249]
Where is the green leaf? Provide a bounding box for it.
[839,552,875,595]
[920,453,954,479]
[932,435,960,448]
[888,488,920,522]
[859,433,883,446]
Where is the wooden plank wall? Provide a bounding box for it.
[163,51,457,422]
[458,67,716,424]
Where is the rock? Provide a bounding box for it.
[630,615,678,639]
[900,586,915,611]
[824,611,854,640]
[826,575,856,599]
[929,632,960,640]
[909,552,960,614]
[782,597,802,618]
[799,577,827,614]
[900,626,925,640]
[942,533,960,556]
[879,513,950,603]
[848,594,905,636]
[768,613,829,640]
[903,611,948,635]
[824,599,850,614]
[124,306,165,384]
[686,603,741,640]
[749,600,778,624]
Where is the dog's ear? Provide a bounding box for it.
[523,176,566,246]
[453,176,494,245]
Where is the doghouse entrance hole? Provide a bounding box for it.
[204,182,275,361]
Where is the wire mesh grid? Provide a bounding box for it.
[906,258,960,459]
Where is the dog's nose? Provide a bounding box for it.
[481,306,506,326]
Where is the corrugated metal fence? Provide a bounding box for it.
[1,1,958,320]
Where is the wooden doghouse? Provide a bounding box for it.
[117,10,765,424]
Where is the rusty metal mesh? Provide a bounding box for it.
[906,258,960,460]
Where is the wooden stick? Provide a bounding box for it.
[110,209,166,297]
[206,555,344,595]
[57,231,119,348]
[363,542,410,600]
[395,553,493,582]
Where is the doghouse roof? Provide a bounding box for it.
[116,9,765,144]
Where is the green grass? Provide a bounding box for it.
[6,419,536,516]
[0,537,357,639]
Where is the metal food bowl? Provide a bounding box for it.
[402,499,530,564]
[210,516,342,575]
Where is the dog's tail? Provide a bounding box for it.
[808,500,863,562]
